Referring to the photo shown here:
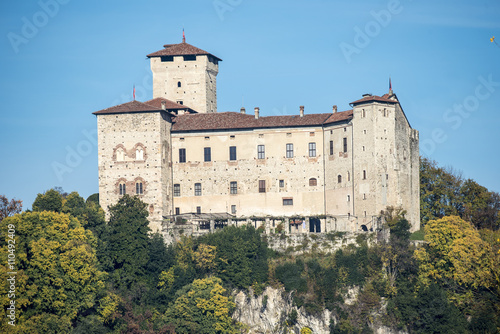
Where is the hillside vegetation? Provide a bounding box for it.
[0,157,499,333]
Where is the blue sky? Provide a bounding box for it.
[1,0,499,209]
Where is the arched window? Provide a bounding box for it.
[119,183,126,195]
[338,175,342,183]
[136,147,144,160]
[177,81,181,88]
[309,178,317,186]
[116,148,125,162]
[136,182,143,195]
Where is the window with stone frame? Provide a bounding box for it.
[343,137,348,153]
[286,143,293,158]
[136,182,143,195]
[204,147,211,162]
[229,146,237,160]
[309,178,317,186]
[173,184,181,197]
[259,180,266,193]
[179,148,186,163]
[119,183,126,195]
[257,145,265,159]
[230,181,237,194]
[194,183,202,196]
[116,148,125,162]
[309,142,316,157]
[136,147,144,160]
[329,140,334,155]
[283,198,293,206]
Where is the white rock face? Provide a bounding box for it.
[233,286,331,334]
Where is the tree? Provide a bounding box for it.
[102,195,151,288]
[461,179,500,230]
[0,195,22,222]
[0,211,105,332]
[32,188,64,212]
[415,216,493,290]
[163,277,240,334]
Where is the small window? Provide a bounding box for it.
[119,183,126,195]
[259,180,266,193]
[177,81,181,88]
[173,184,180,197]
[116,148,125,162]
[229,146,237,161]
[258,145,265,159]
[347,171,350,181]
[136,182,143,195]
[194,183,202,196]
[309,178,317,186]
[279,180,284,188]
[231,205,236,214]
[204,147,211,162]
[362,109,366,118]
[177,100,183,105]
[179,148,186,163]
[310,132,315,136]
[136,147,144,160]
[283,198,293,206]
[363,170,367,180]
[230,135,235,140]
[230,181,237,194]
[286,143,293,158]
[343,137,348,153]
[338,175,342,183]
[175,207,180,215]
[196,206,201,214]
[309,142,316,157]
[329,141,334,155]
[160,56,174,62]
[347,195,350,201]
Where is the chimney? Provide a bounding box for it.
[332,105,337,113]
[161,101,166,110]
[240,107,246,114]
[254,107,260,119]
[300,105,304,117]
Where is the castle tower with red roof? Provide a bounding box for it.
[147,38,221,114]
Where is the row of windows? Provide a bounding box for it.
[116,147,144,162]
[118,182,144,195]
[178,140,351,162]
[173,177,326,197]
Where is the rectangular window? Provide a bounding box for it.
[229,146,237,161]
[230,181,237,194]
[286,143,293,158]
[259,180,266,193]
[183,55,196,61]
[175,207,180,215]
[173,184,180,197]
[160,56,174,62]
[283,198,293,206]
[231,205,236,214]
[329,140,334,155]
[363,170,367,180]
[343,137,348,153]
[194,183,202,196]
[279,179,284,188]
[309,142,316,157]
[196,206,201,214]
[204,147,211,162]
[257,145,265,159]
[179,148,186,163]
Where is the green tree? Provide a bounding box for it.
[461,179,500,230]
[32,188,63,212]
[164,277,240,334]
[102,194,151,288]
[0,211,105,332]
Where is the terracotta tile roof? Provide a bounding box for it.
[171,110,353,132]
[147,42,222,61]
[350,94,398,105]
[145,97,197,113]
[93,100,162,115]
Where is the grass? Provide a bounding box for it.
[410,228,425,241]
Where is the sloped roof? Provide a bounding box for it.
[350,94,397,105]
[93,100,162,115]
[171,110,353,132]
[145,97,197,113]
[147,42,222,61]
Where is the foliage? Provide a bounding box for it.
[0,211,105,332]
[32,188,63,212]
[197,225,268,289]
[0,195,22,222]
[101,194,151,289]
[163,277,240,334]
[420,157,500,229]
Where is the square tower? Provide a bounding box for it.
[147,41,221,113]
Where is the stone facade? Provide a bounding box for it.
[94,40,420,235]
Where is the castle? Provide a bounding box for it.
[93,38,420,238]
